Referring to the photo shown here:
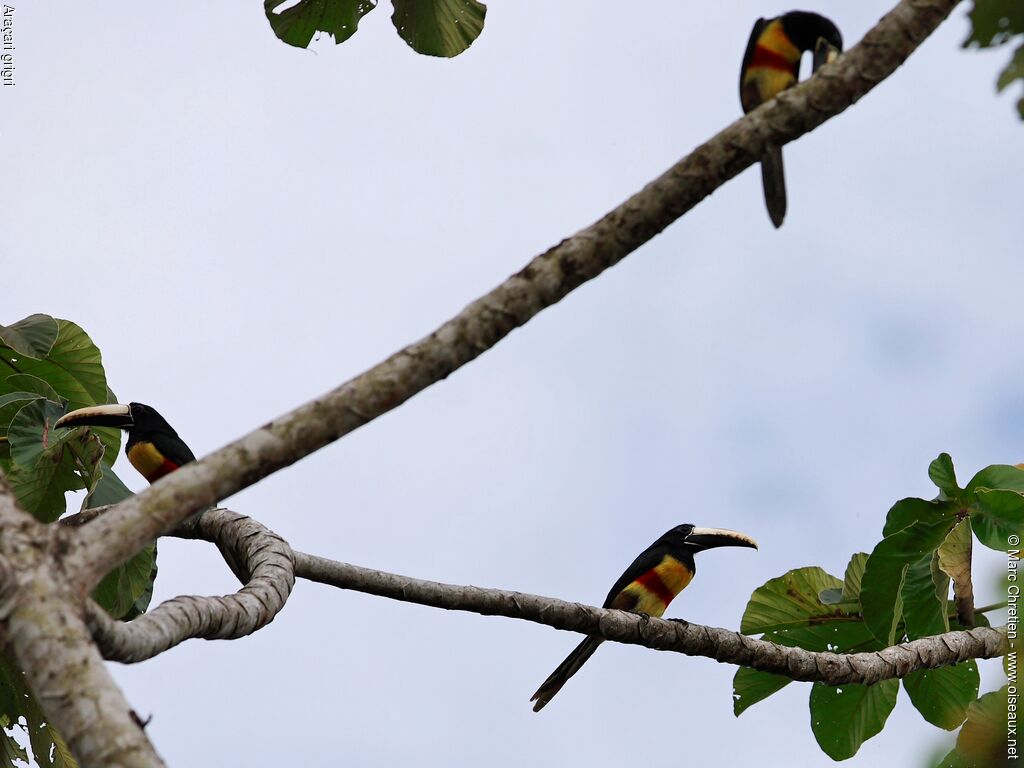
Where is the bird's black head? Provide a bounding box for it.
[660,523,759,553]
[780,11,843,56]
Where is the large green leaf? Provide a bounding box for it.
[92,542,157,620]
[972,488,1024,550]
[3,399,108,523]
[809,679,899,760]
[967,463,1024,494]
[0,320,109,412]
[733,666,791,716]
[903,662,979,730]
[0,392,43,441]
[901,551,949,640]
[882,496,953,538]
[5,446,85,523]
[391,0,485,57]
[265,0,376,48]
[7,399,73,468]
[861,518,957,644]
[86,466,156,620]
[0,314,58,360]
[741,567,845,636]
[1,374,60,403]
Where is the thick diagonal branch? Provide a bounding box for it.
[71,0,960,590]
[87,509,294,663]
[294,553,1005,686]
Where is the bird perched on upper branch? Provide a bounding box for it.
[740,11,843,228]
[55,402,195,482]
[530,524,758,712]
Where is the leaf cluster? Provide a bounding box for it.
[0,314,163,767]
[965,0,1024,118]
[734,454,1021,763]
[264,0,486,57]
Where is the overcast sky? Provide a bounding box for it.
[4,2,1022,766]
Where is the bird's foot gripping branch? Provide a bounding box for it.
[733,453,1021,765]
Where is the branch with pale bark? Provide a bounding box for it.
[0,1,973,765]
[68,0,963,594]
[86,509,294,664]
[292,552,1008,686]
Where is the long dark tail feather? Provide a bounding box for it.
[530,636,604,712]
[760,144,787,228]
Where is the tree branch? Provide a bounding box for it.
[0,477,164,768]
[293,552,1006,686]
[68,0,961,592]
[87,509,295,663]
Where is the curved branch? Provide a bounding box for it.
[87,509,294,663]
[293,552,1006,686]
[69,0,961,591]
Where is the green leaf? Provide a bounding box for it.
[3,399,108,523]
[741,567,845,634]
[733,666,791,716]
[0,392,43,441]
[127,546,158,618]
[0,314,58,359]
[861,518,957,644]
[1,374,60,403]
[48,726,76,768]
[809,679,899,760]
[903,662,980,730]
[972,488,1024,550]
[901,551,949,639]
[27,717,55,768]
[391,0,485,57]
[265,0,376,48]
[966,463,1024,494]
[882,497,954,538]
[947,686,1011,766]
[938,518,975,626]
[842,553,869,603]
[92,542,157,619]
[964,0,1024,48]
[929,453,961,500]
[5,445,84,523]
[965,465,1024,550]
[0,320,110,412]
[7,399,72,468]
[0,728,27,767]
[0,654,25,723]
[83,464,133,509]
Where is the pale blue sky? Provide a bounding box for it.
[3,2,1021,765]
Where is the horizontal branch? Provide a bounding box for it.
[87,509,294,663]
[68,0,960,591]
[293,552,1006,686]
